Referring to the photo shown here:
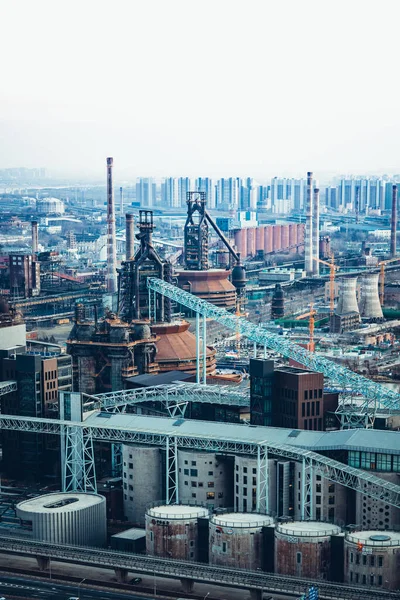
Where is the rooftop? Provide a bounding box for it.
[83,412,400,455]
[16,492,104,513]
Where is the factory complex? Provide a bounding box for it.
[1,160,400,596]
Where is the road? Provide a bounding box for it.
[0,576,148,600]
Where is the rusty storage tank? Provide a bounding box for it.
[256,227,264,253]
[210,512,274,570]
[297,223,305,246]
[146,504,209,561]
[289,223,298,247]
[151,320,216,375]
[275,521,341,579]
[246,228,256,257]
[176,269,237,309]
[281,225,290,249]
[264,226,273,254]
[344,530,400,590]
[272,225,282,251]
[234,229,247,258]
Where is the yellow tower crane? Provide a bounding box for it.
[313,255,339,316]
[295,304,316,352]
[378,257,400,306]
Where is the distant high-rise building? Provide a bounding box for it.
[196,177,216,209]
[136,177,156,208]
[333,178,386,213]
[161,177,180,208]
[270,178,307,212]
[178,177,195,207]
[216,178,240,210]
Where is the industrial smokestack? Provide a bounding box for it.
[120,187,124,220]
[391,185,398,258]
[31,221,38,255]
[106,157,118,293]
[312,187,320,276]
[305,171,313,276]
[126,213,134,260]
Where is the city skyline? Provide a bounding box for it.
[1,0,400,177]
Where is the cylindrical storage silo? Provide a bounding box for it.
[275,521,341,579]
[272,225,282,251]
[234,229,247,258]
[336,277,359,315]
[247,228,256,257]
[16,493,107,547]
[264,226,273,254]
[359,273,383,320]
[256,227,264,253]
[344,530,400,590]
[146,504,209,561]
[210,513,274,570]
[281,225,290,249]
[289,224,298,247]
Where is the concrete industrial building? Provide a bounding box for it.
[16,492,107,547]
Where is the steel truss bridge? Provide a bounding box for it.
[0,534,396,600]
[0,413,399,519]
[147,277,400,425]
[83,382,249,416]
[0,381,16,396]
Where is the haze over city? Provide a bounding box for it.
[2,0,400,179]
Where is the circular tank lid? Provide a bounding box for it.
[370,534,391,542]
[147,504,209,520]
[277,521,341,537]
[16,492,104,513]
[212,512,274,528]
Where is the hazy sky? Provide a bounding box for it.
[1,0,400,179]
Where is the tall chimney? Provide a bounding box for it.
[312,187,320,276]
[391,185,398,258]
[31,221,38,255]
[305,171,313,276]
[106,157,118,293]
[120,187,124,221]
[126,213,135,260]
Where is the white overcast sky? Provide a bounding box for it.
[1,0,400,179]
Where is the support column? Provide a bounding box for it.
[263,344,267,358]
[301,458,313,520]
[256,445,269,514]
[202,314,207,384]
[180,579,194,594]
[111,443,123,477]
[253,341,257,358]
[63,426,97,493]
[166,436,178,504]
[114,568,129,583]
[196,312,200,383]
[36,556,50,571]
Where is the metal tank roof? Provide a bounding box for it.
[17,492,104,514]
[346,530,400,547]
[212,512,274,528]
[277,521,341,537]
[147,504,209,519]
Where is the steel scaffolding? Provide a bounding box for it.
[147,277,400,422]
[0,413,399,510]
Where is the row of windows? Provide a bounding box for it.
[44,370,57,380]
[303,417,323,431]
[349,451,400,472]
[183,481,214,488]
[301,400,320,417]
[236,474,257,486]
[235,466,257,474]
[350,552,384,567]
[349,572,383,586]
[304,389,323,400]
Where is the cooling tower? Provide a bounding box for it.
[359,273,383,320]
[336,277,359,315]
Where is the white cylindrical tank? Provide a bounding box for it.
[210,512,274,570]
[146,504,208,561]
[359,273,383,320]
[344,530,400,590]
[275,521,341,579]
[16,493,106,547]
[336,277,359,315]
